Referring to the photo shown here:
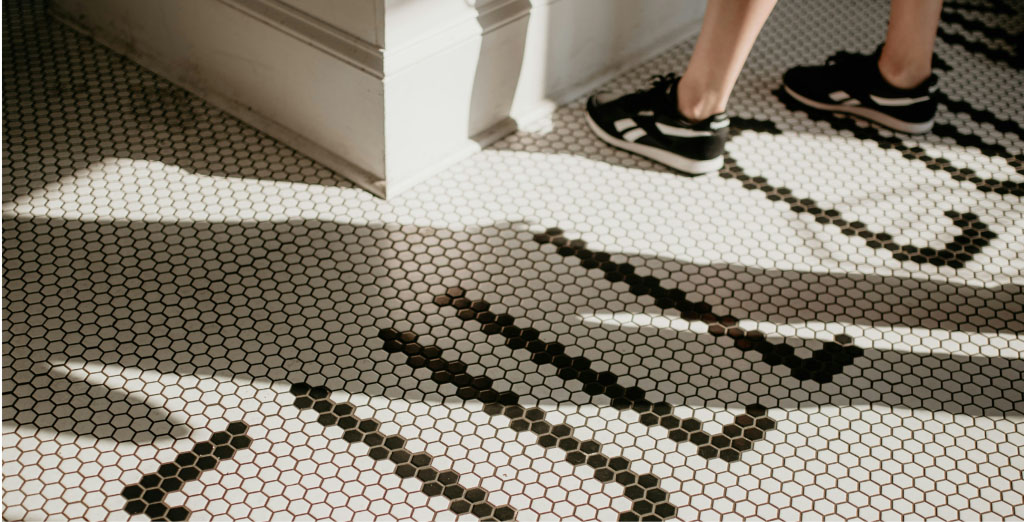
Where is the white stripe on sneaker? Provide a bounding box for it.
[654,122,714,138]
[622,128,647,142]
[828,90,851,101]
[614,118,637,132]
[709,118,730,130]
[841,99,861,106]
[784,85,934,134]
[585,112,724,173]
[869,94,931,106]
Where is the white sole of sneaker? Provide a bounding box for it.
[585,112,724,174]
[783,85,934,134]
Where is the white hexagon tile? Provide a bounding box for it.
[3,0,1023,520]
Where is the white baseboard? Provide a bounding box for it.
[51,0,390,195]
[51,0,705,198]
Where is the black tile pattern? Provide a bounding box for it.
[938,27,1018,67]
[733,115,1000,268]
[938,1,1022,67]
[941,9,1021,51]
[434,288,778,462]
[290,382,516,522]
[943,0,1017,15]
[930,122,1023,163]
[933,91,1024,142]
[533,231,864,383]
[772,87,1023,198]
[121,422,251,521]
[377,327,682,521]
[938,0,1024,69]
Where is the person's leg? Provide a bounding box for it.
[676,0,778,122]
[583,0,776,174]
[878,0,943,89]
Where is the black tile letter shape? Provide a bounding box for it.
[766,91,1023,199]
[122,422,252,521]
[533,231,864,383]
[434,289,778,465]
[939,0,1021,67]
[378,327,701,521]
[731,115,1000,268]
[290,383,517,522]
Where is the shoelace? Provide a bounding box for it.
[628,73,681,113]
[610,73,680,113]
[647,73,681,94]
[824,50,865,67]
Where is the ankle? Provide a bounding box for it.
[675,76,728,122]
[877,55,931,90]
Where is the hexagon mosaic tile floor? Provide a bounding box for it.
[3,0,1023,520]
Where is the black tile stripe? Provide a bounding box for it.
[121,422,252,521]
[769,88,1023,198]
[930,122,1024,165]
[377,328,684,521]
[760,95,1004,268]
[933,91,1024,142]
[432,289,778,465]
[932,53,954,72]
[941,9,1020,46]
[723,151,995,268]
[529,234,863,384]
[938,26,1019,67]
[289,383,516,522]
[943,0,1017,15]
[941,0,1022,67]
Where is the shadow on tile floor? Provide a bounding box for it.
[4,216,1021,449]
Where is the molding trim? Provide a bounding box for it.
[217,0,385,78]
[383,0,532,75]
[476,0,536,34]
[50,3,388,198]
[216,0,535,79]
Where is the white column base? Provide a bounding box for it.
[51,0,705,198]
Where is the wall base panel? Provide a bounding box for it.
[51,0,704,198]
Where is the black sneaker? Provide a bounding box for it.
[585,74,729,174]
[782,50,938,134]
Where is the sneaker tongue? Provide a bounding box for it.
[662,79,688,121]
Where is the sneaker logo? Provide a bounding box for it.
[614,118,637,132]
[655,122,714,138]
[869,94,931,106]
[613,117,648,141]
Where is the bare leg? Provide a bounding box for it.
[675,0,778,122]
[878,0,943,89]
